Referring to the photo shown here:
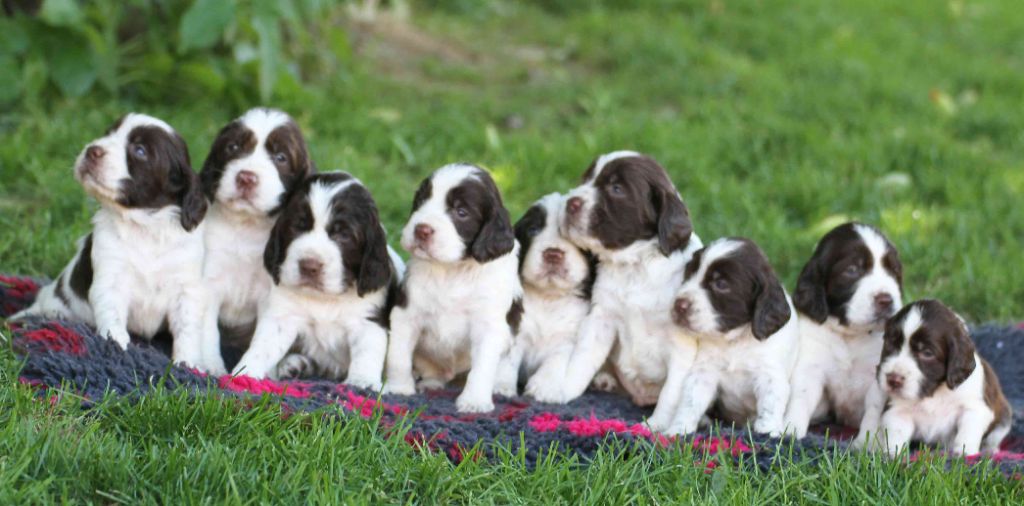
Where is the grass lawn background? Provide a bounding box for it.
[1,0,1022,502]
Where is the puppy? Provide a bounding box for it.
[857,300,1011,456]
[783,222,903,437]
[383,163,522,413]
[537,151,703,431]
[665,238,798,436]
[494,193,597,397]
[231,173,399,388]
[13,114,208,366]
[197,108,315,374]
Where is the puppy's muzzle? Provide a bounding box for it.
[298,257,324,285]
[542,248,565,266]
[672,297,693,327]
[235,170,259,197]
[414,223,434,245]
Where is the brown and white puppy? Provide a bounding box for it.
[493,193,599,397]
[664,238,799,436]
[856,300,1012,456]
[783,222,904,437]
[384,163,522,413]
[198,108,315,374]
[13,114,208,367]
[534,151,703,430]
[231,172,399,387]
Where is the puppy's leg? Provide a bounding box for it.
[494,342,523,397]
[783,370,826,439]
[199,294,227,375]
[344,322,388,391]
[456,321,508,413]
[170,284,210,371]
[524,344,572,402]
[277,354,316,379]
[648,344,696,432]
[982,422,1011,454]
[878,410,915,458]
[383,307,419,395]
[852,382,887,450]
[89,282,132,349]
[232,311,300,379]
[560,306,617,402]
[950,406,993,456]
[663,371,719,436]
[752,369,790,437]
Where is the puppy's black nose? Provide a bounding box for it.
[414,224,434,243]
[874,293,894,313]
[886,373,904,391]
[86,145,105,161]
[566,197,583,216]
[673,298,693,325]
[236,170,259,191]
[298,258,323,280]
[542,248,565,265]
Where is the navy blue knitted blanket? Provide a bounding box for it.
[3,274,1022,474]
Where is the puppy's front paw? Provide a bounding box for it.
[102,328,131,350]
[494,382,518,398]
[455,392,495,413]
[416,378,448,392]
[590,372,619,392]
[345,376,383,392]
[753,418,784,438]
[645,415,671,433]
[276,354,313,380]
[382,379,416,396]
[525,381,566,404]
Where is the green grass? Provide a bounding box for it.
[1,0,1023,502]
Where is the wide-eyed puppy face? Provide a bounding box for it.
[515,193,595,295]
[672,238,791,341]
[400,163,514,264]
[264,173,391,297]
[877,300,976,401]
[561,151,693,257]
[793,222,903,330]
[75,113,206,230]
[200,108,313,216]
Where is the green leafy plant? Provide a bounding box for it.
[0,0,352,107]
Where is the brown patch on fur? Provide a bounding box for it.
[981,359,1012,437]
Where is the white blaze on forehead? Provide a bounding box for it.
[115,113,176,137]
[854,224,888,264]
[308,179,359,227]
[430,163,483,195]
[238,108,291,140]
[901,305,924,338]
[587,150,641,182]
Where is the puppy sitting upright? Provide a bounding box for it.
[384,163,522,413]
[231,173,398,387]
[666,238,798,436]
[495,193,597,397]
[857,300,1012,456]
[784,222,904,437]
[13,114,208,367]
[539,151,703,431]
[198,108,315,374]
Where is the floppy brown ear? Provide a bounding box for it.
[653,188,692,256]
[263,214,289,284]
[752,272,791,340]
[945,322,977,389]
[357,217,393,297]
[471,204,515,263]
[171,134,207,231]
[793,254,828,323]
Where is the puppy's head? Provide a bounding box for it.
[561,151,693,258]
[672,238,791,341]
[793,222,903,330]
[264,173,391,297]
[75,113,206,231]
[200,108,314,217]
[400,163,514,264]
[515,193,596,296]
[877,300,976,400]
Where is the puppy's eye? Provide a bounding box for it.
[132,144,147,160]
[610,184,624,196]
[295,213,313,230]
[711,277,730,293]
[329,222,352,241]
[455,207,469,219]
[842,264,862,279]
[274,152,288,164]
[227,142,239,154]
[917,348,935,360]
